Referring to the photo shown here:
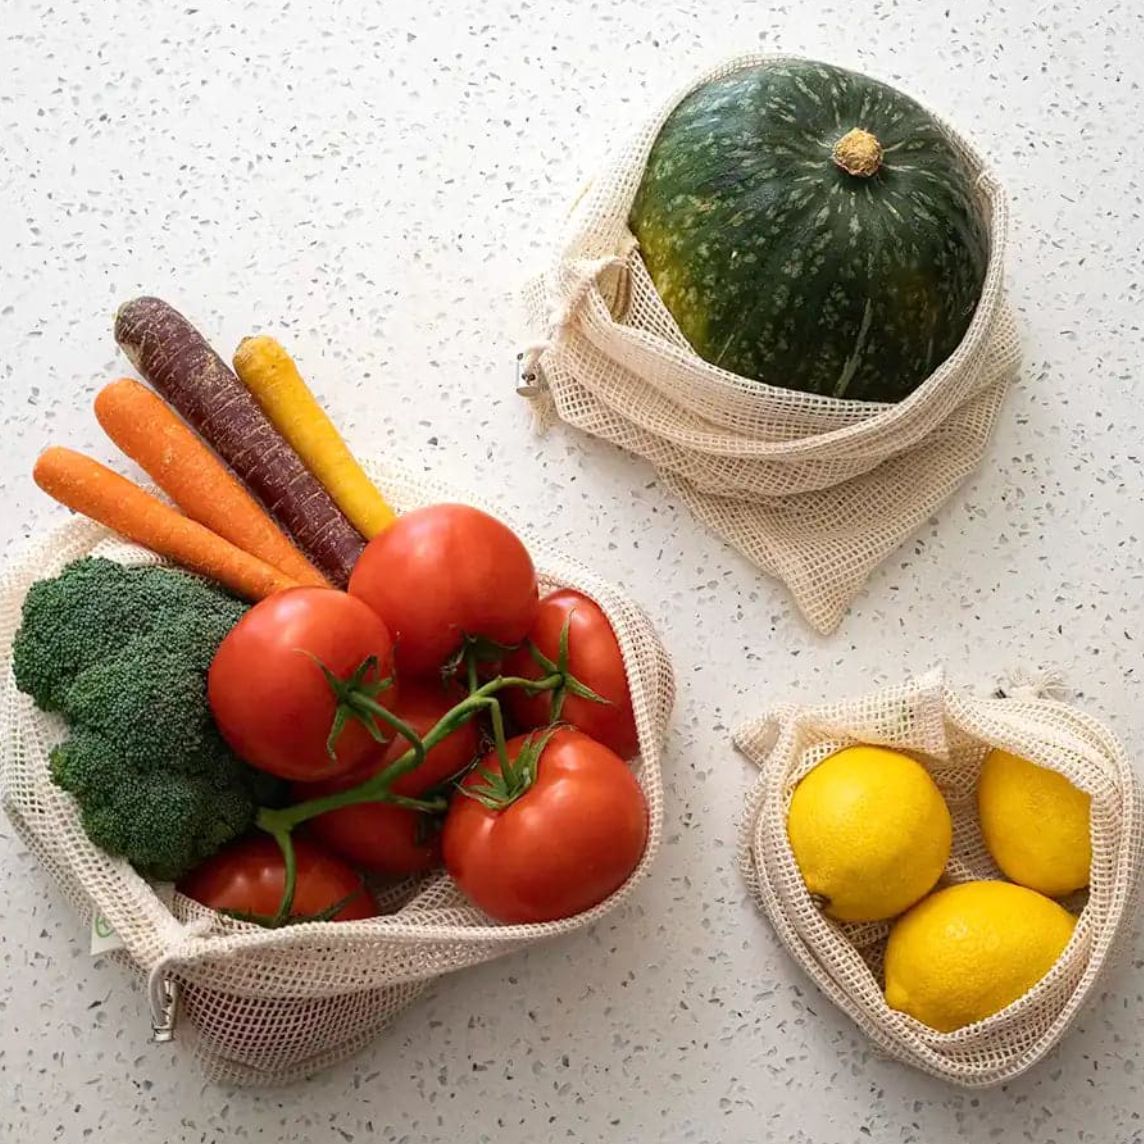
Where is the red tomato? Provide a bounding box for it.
[209,588,398,781]
[304,802,440,877]
[442,729,648,923]
[502,589,639,759]
[291,679,481,874]
[178,835,376,922]
[348,504,538,677]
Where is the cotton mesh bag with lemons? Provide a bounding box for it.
[785,738,1092,1033]
[737,673,1142,1086]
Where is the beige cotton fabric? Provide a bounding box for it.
[0,463,675,1086]
[735,670,1143,1087]
[522,52,1021,634]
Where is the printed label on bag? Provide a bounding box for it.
[90,882,175,955]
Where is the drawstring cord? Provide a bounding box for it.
[518,239,637,397]
[993,667,1067,701]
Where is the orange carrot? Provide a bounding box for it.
[94,378,329,588]
[34,447,298,601]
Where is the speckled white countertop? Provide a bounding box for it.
[2,1,1142,1140]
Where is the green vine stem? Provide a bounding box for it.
[249,651,564,922]
[346,691,427,772]
[268,827,297,927]
[256,672,562,840]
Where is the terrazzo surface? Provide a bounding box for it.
[2,0,1143,1140]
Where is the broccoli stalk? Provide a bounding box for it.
[13,557,282,880]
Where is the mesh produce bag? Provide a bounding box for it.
[0,464,674,1086]
[735,670,1142,1087]
[522,53,1020,634]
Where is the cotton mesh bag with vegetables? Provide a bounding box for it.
[1,297,672,1082]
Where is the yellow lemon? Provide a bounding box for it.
[787,745,952,923]
[884,880,1075,1032]
[977,748,1091,896]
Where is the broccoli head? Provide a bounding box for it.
[50,732,259,881]
[62,609,244,768]
[13,557,243,711]
[13,557,284,880]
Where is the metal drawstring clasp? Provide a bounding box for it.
[516,344,549,397]
[150,977,180,1044]
[517,241,637,401]
[146,914,211,1045]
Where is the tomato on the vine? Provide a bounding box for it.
[292,679,481,874]
[178,835,376,922]
[305,802,440,877]
[383,678,483,796]
[442,728,648,923]
[348,504,538,677]
[208,588,398,782]
[503,589,638,759]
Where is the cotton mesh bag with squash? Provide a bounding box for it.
[734,670,1143,1087]
[523,54,1020,633]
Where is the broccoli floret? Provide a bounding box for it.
[62,610,244,768]
[13,558,280,880]
[13,557,241,711]
[50,733,259,881]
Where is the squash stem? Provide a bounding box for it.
[833,128,883,177]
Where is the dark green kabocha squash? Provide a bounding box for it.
[629,59,989,402]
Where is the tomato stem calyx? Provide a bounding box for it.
[527,613,612,724]
[447,633,522,682]
[305,653,401,763]
[460,726,561,812]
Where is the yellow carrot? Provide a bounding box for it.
[233,336,396,537]
[34,447,298,601]
[95,378,330,588]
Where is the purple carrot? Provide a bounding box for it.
[114,297,364,585]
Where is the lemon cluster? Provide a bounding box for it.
[786,744,1091,1032]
